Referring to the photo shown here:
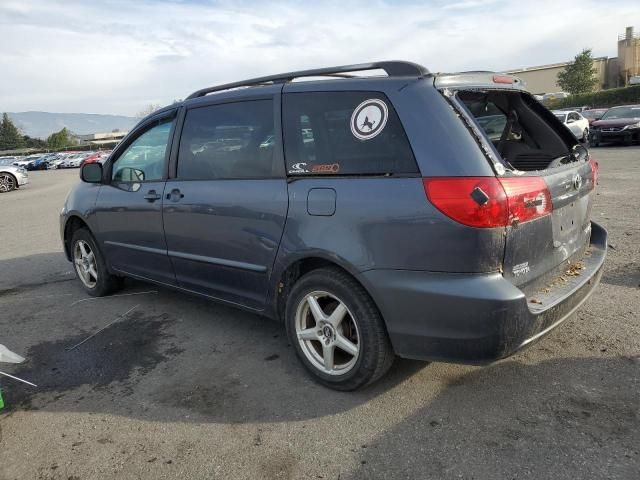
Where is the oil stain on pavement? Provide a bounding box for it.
[3,311,183,410]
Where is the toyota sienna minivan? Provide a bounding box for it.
[61,61,606,390]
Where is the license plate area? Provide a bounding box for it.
[551,195,590,256]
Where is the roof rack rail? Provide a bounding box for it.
[185,61,429,100]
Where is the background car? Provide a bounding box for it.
[51,151,82,168]
[590,104,640,146]
[557,106,592,113]
[0,163,29,192]
[12,157,32,168]
[81,150,112,166]
[26,155,51,170]
[581,108,608,125]
[552,110,590,141]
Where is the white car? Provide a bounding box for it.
[0,163,29,193]
[552,110,590,142]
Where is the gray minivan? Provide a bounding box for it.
[61,62,606,390]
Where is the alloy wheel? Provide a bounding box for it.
[295,291,360,375]
[0,174,16,193]
[73,240,98,288]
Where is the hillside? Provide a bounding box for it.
[7,111,138,139]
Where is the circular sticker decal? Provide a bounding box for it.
[350,99,388,141]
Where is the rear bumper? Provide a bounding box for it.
[360,221,607,364]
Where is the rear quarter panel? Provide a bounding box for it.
[273,177,505,275]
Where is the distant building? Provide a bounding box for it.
[505,26,640,94]
[618,26,640,85]
[74,131,128,147]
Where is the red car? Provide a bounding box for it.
[591,105,640,146]
[80,151,111,166]
[581,108,608,125]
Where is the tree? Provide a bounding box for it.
[47,127,76,150]
[23,135,47,149]
[0,113,25,150]
[135,103,162,119]
[557,49,599,95]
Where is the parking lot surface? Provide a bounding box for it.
[0,151,638,480]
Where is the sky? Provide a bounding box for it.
[0,0,636,116]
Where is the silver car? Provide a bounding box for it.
[0,163,29,192]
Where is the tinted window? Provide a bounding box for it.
[177,100,276,179]
[111,117,174,182]
[283,92,417,175]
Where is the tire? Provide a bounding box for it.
[285,267,394,391]
[0,173,17,193]
[70,228,123,297]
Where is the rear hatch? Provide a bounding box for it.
[435,73,597,296]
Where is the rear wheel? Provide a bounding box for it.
[0,173,16,193]
[285,267,394,391]
[71,228,123,296]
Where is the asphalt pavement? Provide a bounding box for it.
[0,151,638,480]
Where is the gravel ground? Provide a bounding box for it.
[0,150,638,480]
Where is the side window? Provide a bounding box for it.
[177,100,276,180]
[111,117,174,182]
[283,92,417,175]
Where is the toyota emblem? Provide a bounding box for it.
[572,173,583,190]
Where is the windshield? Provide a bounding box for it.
[582,110,605,120]
[554,113,567,122]
[601,106,640,120]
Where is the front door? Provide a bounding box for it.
[94,112,177,285]
[162,95,288,310]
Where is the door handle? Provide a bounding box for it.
[166,188,185,202]
[143,190,162,201]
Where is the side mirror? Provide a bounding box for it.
[80,162,103,183]
[567,118,576,124]
[114,167,145,182]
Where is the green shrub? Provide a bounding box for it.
[550,85,640,109]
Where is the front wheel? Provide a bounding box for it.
[71,228,123,296]
[285,268,394,391]
[0,173,16,193]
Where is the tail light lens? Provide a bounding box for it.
[589,159,598,189]
[423,176,552,228]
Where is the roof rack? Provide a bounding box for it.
[185,61,429,100]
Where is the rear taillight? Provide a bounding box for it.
[589,159,598,189]
[499,177,552,225]
[423,176,552,228]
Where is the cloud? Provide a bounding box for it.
[0,0,636,115]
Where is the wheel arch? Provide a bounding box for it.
[0,171,17,192]
[63,215,91,261]
[271,253,382,324]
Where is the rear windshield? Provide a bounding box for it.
[283,92,418,176]
[459,90,576,171]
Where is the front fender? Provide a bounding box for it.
[60,183,102,260]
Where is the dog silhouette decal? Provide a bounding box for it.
[350,99,389,140]
[361,116,376,131]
